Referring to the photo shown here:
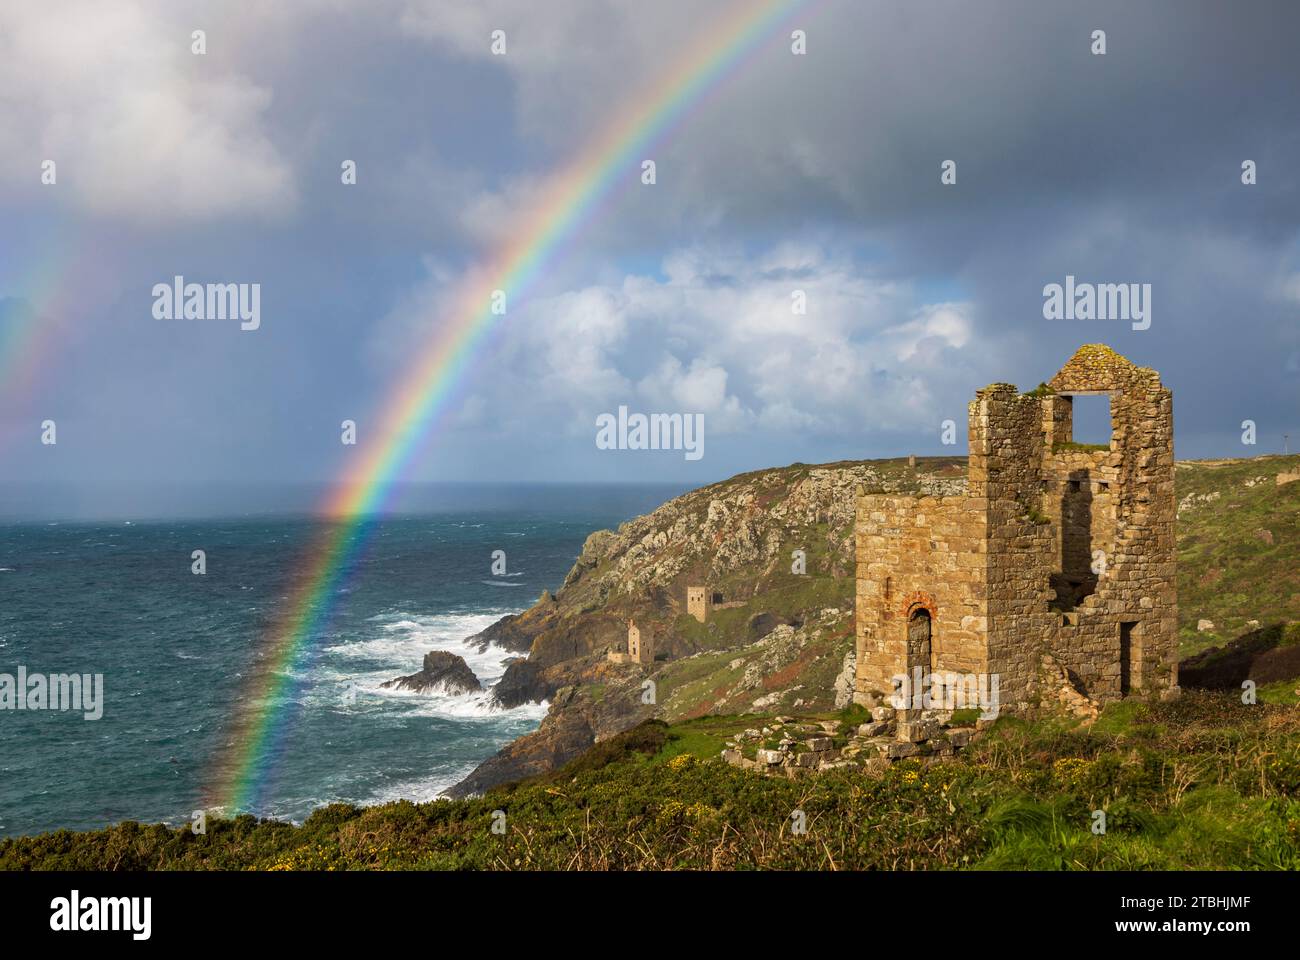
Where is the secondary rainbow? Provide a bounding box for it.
[208,0,810,812]
[0,235,84,414]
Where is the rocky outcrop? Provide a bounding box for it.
[446,668,658,798]
[833,650,857,709]
[465,613,534,654]
[434,452,1300,797]
[450,609,851,797]
[443,693,595,798]
[560,529,618,591]
[491,659,552,708]
[382,651,481,696]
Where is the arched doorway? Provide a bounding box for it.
[905,609,932,714]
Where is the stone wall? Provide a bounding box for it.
[1042,346,1178,700]
[854,494,988,700]
[971,384,1056,707]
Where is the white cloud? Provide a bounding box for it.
[883,302,972,363]
[637,355,746,428]
[0,1,295,221]
[373,244,986,444]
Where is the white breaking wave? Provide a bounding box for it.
[319,608,541,719]
[361,767,482,806]
[360,679,548,720]
[324,611,509,673]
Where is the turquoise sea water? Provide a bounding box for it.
[0,485,676,838]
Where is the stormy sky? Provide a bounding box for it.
[1,0,1297,518]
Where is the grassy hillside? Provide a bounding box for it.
[1181,621,1300,705]
[1175,455,1300,656]
[3,692,1296,870]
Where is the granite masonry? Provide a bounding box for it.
[608,618,656,665]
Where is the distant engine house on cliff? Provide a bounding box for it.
[686,586,711,622]
[854,345,1179,711]
[609,619,655,665]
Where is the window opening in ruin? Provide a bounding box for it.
[1066,393,1112,448]
[1119,621,1138,694]
[1052,468,1099,611]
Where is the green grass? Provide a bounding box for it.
[1256,678,1300,705]
[1088,699,1148,736]
[1052,441,1109,453]
[670,574,850,655]
[654,715,769,762]
[836,702,872,727]
[653,624,847,720]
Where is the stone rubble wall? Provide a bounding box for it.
[1044,350,1178,700]
[972,384,1057,707]
[721,708,985,778]
[854,493,988,700]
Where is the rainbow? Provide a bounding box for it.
[208,0,811,812]
[0,236,81,417]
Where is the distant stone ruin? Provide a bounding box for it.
[608,618,655,665]
[855,345,1179,714]
[686,585,711,623]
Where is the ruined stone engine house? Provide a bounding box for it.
[854,345,1179,711]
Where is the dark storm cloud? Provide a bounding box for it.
[0,1,1295,517]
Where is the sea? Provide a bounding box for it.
[0,484,679,838]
